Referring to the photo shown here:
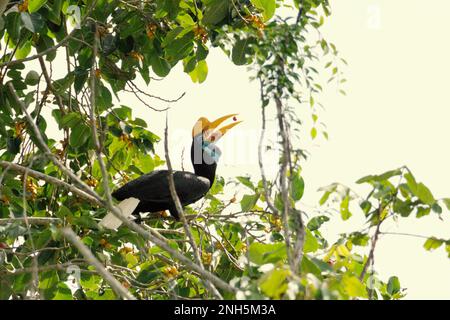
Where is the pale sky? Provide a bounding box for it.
[39,0,450,299]
[142,0,450,299]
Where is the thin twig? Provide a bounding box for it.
[38,57,65,115]
[258,80,278,215]
[163,114,223,299]
[359,208,383,282]
[0,261,87,276]
[128,81,186,103]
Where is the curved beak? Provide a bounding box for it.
[204,114,242,142]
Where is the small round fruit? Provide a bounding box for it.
[25,71,40,86]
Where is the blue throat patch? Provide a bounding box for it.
[193,134,221,162]
[202,140,221,162]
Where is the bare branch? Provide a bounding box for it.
[258,82,279,215]
[38,57,65,114]
[0,261,87,276]
[0,160,100,205]
[164,114,223,299]
[128,81,186,103]
[359,210,382,282]
[0,217,61,225]
[275,95,296,273]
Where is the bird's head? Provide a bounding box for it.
[191,114,242,165]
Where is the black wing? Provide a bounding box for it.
[112,170,211,205]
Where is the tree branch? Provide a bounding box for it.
[258,80,279,215]
[0,160,101,205]
[0,217,61,225]
[61,228,136,300]
[164,114,223,299]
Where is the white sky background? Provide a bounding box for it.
[38,0,449,298]
[145,0,450,299]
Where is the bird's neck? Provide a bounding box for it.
[193,163,217,187]
[191,137,217,187]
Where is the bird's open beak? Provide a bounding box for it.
[203,114,242,142]
[192,114,242,141]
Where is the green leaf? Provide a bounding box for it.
[202,0,229,25]
[318,183,338,205]
[442,198,450,210]
[47,0,63,24]
[301,255,322,279]
[340,194,352,220]
[231,38,253,66]
[360,200,372,215]
[21,12,36,32]
[248,242,287,265]
[259,268,289,299]
[387,276,401,295]
[415,183,435,205]
[356,168,402,184]
[97,83,113,111]
[150,55,171,77]
[7,137,22,154]
[52,283,73,300]
[196,42,209,61]
[136,267,162,284]
[136,154,155,173]
[28,0,48,13]
[53,72,75,95]
[416,206,431,218]
[291,173,304,201]
[39,271,59,295]
[423,237,443,251]
[15,40,32,59]
[342,275,368,298]
[307,215,330,231]
[183,55,197,73]
[20,12,44,33]
[189,60,208,83]
[405,171,418,196]
[240,194,259,212]
[69,123,91,148]
[250,0,276,21]
[348,232,370,246]
[303,229,319,253]
[165,31,195,61]
[61,112,82,129]
[156,0,180,19]
[310,127,317,139]
[236,176,255,190]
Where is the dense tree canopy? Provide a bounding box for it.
[0,0,448,300]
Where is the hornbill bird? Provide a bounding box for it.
[99,114,241,229]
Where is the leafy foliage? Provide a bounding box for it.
[0,0,447,300]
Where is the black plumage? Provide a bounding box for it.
[105,114,240,223]
[112,170,211,220]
